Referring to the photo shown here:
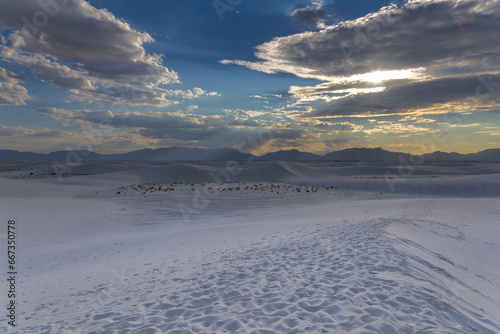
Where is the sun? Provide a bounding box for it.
[359,70,415,83]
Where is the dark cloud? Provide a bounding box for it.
[0,0,219,106]
[273,129,306,140]
[312,75,500,117]
[290,6,337,28]
[139,128,220,141]
[37,108,198,130]
[35,107,309,146]
[37,107,222,142]
[225,0,500,79]
[223,0,500,117]
[0,0,178,86]
[324,137,349,146]
[30,129,68,137]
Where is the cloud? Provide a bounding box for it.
[0,124,161,153]
[224,0,500,79]
[363,121,437,136]
[163,88,220,99]
[34,107,309,148]
[323,137,349,146]
[222,0,500,116]
[312,75,500,117]
[290,6,337,28]
[0,0,177,84]
[37,107,268,130]
[37,107,220,143]
[0,0,215,106]
[475,130,500,136]
[2,50,96,91]
[0,125,72,137]
[36,107,269,142]
[37,108,199,130]
[315,121,363,131]
[0,66,30,105]
[399,115,436,124]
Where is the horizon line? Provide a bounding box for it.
[1,146,499,157]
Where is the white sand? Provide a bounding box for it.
[0,161,499,333]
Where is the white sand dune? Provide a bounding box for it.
[0,161,499,333]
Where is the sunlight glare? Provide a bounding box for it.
[358,70,415,83]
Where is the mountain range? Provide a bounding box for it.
[1,147,500,162]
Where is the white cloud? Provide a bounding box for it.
[222,0,500,116]
[164,88,220,99]
[0,0,178,85]
[227,0,500,79]
[475,130,500,136]
[0,0,215,106]
[0,125,72,137]
[2,50,96,92]
[0,66,31,105]
[363,122,438,136]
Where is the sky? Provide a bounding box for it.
[0,0,499,155]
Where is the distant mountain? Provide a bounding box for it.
[104,147,254,161]
[324,147,412,161]
[0,149,105,161]
[0,150,42,160]
[1,147,499,162]
[46,150,103,161]
[423,151,464,161]
[0,147,254,161]
[423,149,500,162]
[468,149,500,162]
[256,149,324,161]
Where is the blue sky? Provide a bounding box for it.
[0,0,499,154]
